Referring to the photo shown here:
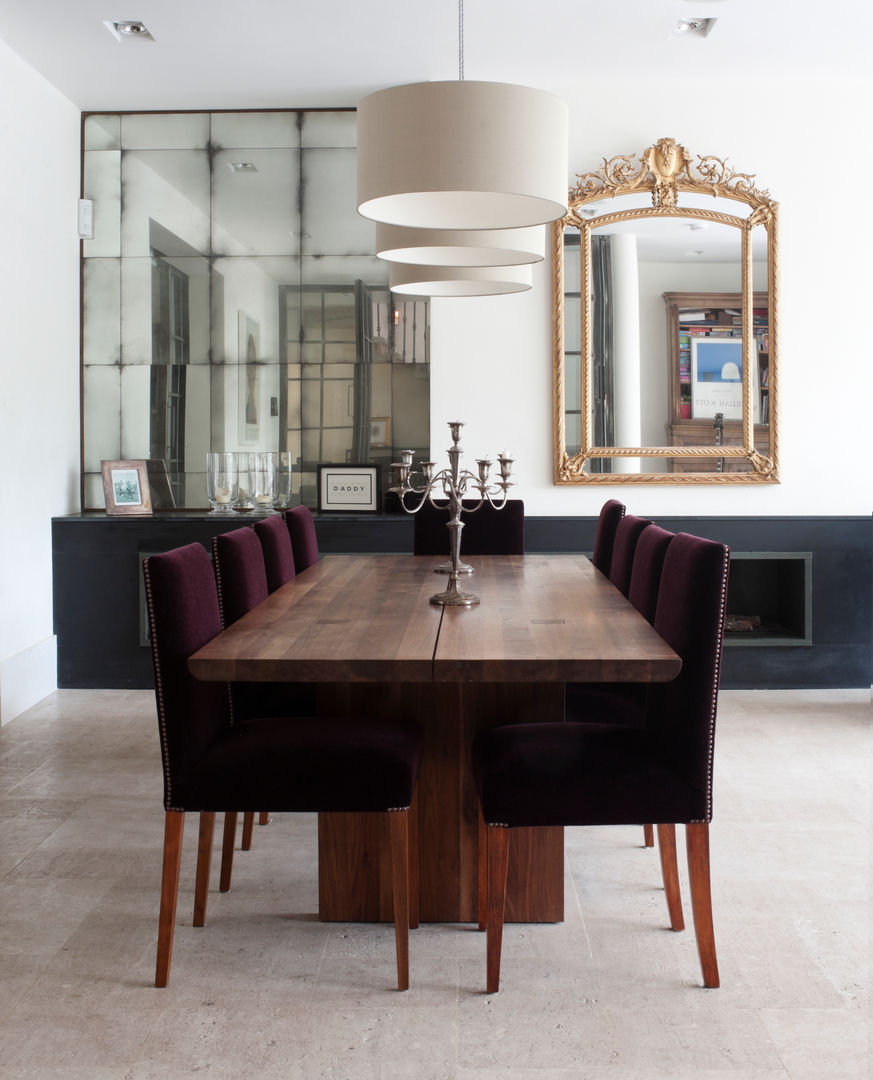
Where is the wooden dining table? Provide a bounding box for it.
[188,553,681,925]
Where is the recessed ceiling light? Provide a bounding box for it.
[227,162,258,174]
[103,20,154,42]
[674,17,717,37]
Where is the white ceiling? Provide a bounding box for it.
[1,0,870,113]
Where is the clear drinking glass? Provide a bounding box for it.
[248,451,277,513]
[206,452,238,513]
[273,451,293,509]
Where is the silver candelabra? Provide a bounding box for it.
[390,421,514,607]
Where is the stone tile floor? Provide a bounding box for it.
[0,689,869,1079]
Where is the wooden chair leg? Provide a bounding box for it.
[485,824,511,994]
[656,824,684,931]
[477,811,489,931]
[219,811,237,893]
[643,824,655,847]
[241,812,255,850]
[258,811,271,826]
[193,812,215,928]
[686,822,720,988]
[155,810,185,988]
[407,797,420,930]
[387,809,411,991]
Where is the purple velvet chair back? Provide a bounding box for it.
[284,506,320,573]
[143,543,231,808]
[608,515,652,596]
[211,527,269,627]
[413,499,525,556]
[254,514,296,592]
[627,524,675,623]
[591,499,625,575]
[649,532,730,820]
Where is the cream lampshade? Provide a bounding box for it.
[357,81,568,231]
[375,223,545,267]
[389,263,532,297]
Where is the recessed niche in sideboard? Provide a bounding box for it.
[725,552,812,647]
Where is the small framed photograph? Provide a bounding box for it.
[370,417,390,448]
[317,464,380,513]
[101,460,152,516]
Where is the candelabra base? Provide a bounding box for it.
[429,577,480,607]
[434,559,473,575]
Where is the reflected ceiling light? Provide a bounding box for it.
[389,263,532,297]
[227,161,257,173]
[357,3,567,232]
[103,20,154,41]
[375,223,545,267]
[674,17,717,36]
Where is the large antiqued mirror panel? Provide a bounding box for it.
[81,110,430,510]
[554,138,778,483]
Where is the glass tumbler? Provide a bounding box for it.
[248,451,277,513]
[206,452,238,513]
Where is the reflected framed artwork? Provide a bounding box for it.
[101,459,152,516]
[370,417,390,448]
[691,338,743,420]
[238,311,261,445]
[317,464,380,513]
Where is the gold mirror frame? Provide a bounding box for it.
[553,137,779,484]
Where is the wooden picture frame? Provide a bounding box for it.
[101,459,152,516]
[317,464,380,513]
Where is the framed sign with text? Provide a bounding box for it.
[317,464,380,513]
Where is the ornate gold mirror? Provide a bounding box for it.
[553,138,778,483]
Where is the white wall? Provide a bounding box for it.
[430,75,873,519]
[0,40,80,723]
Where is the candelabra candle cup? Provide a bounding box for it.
[206,452,239,513]
[497,453,514,481]
[476,459,492,483]
[448,421,464,443]
[421,461,436,482]
[391,462,410,486]
[400,449,415,466]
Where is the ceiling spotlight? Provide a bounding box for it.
[103,20,154,41]
[227,162,258,174]
[674,17,716,37]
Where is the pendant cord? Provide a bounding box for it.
[458,0,464,80]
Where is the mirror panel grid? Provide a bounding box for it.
[554,137,778,484]
[81,110,430,510]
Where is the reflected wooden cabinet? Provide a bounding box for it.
[664,291,770,474]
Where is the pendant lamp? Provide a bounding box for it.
[357,80,568,231]
[389,263,531,297]
[375,223,545,267]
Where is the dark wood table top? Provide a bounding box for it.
[188,553,681,685]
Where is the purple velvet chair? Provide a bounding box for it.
[254,514,296,593]
[211,526,268,627]
[284,505,320,574]
[143,542,421,990]
[591,499,625,575]
[413,499,525,557]
[474,531,729,992]
[608,514,653,597]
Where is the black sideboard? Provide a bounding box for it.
[52,512,872,690]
